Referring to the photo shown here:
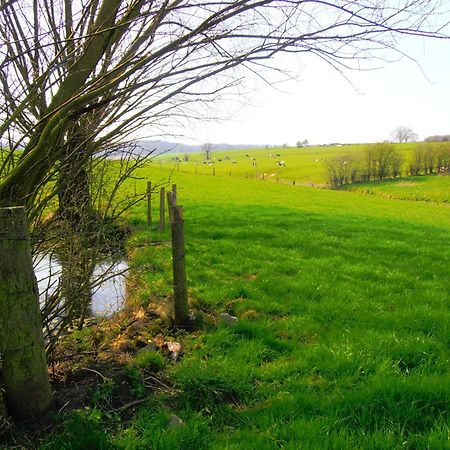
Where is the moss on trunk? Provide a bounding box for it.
[0,207,52,419]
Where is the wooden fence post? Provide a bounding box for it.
[159,187,165,233]
[167,195,189,327]
[293,180,296,185]
[172,184,177,204]
[147,181,152,226]
[0,207,52,419]
[212,168,215,176]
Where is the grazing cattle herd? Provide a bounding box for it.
[164,152,300,181]
[174,153,287,168]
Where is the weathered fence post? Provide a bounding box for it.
[0,207,52,419]
[212,168,215,176]
[262,173,265,180]
[167,193,189,327]
[159,187,165,233]
[147,181,152,226]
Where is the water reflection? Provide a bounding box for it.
[34,253,127,317]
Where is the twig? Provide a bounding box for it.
[57,401,70,414]
[108,398,149,414]
[81,367,110,382]
[143,374,171,390]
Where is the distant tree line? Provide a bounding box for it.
[326,143,450,188]
[409,144,450,175]
[424,135,450,142]
[326,144,402,188]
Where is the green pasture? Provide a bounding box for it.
[343,174,450,204]
[43,165,450,449]
[152,142,421,185]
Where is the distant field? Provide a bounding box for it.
[152,142,427,186]
[343,174,450,203]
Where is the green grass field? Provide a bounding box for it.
[343,174,450,203]
[40,147,450,449]
[151,142,421,186]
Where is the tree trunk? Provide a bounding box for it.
[0,207,52,419]
[59,240,94,329]
[57,137,92,233]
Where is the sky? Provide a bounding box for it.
[183,34,450,147]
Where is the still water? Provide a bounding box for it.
[34,253,127,317]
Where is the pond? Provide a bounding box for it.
[34,253,127,317]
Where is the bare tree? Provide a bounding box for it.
[0,0,449,419]
[1,1,448,207]
[391,126,419,143]
[326,144,403,186]
[202,143,213,160]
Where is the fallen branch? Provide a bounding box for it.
[108,398,149,414]
[81,367,110,382]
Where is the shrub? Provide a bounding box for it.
[326,144,403,187]
[410,143,450,175]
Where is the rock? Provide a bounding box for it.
[167,414,184,429]
[220,313,238,326]
[166,342,182,361]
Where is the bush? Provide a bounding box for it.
[410,143,450,175]
[326,144,403,188]
[326,155,360,188]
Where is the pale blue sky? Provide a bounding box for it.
[187,34,450,146]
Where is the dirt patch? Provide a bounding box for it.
[395,182,418,187]
[0,305,178,447]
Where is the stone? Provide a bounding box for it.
[220,313,238,325]
[167,414,184,429]
[166,342,182,361]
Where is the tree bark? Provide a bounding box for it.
[57,126,93,232]
[0,207,52,419]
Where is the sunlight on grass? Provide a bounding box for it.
[108,163,450,449]
[41,149,450,449]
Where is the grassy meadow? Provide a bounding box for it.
[151,142,421,186]
[343,174,450,203]
[40,144,449,449]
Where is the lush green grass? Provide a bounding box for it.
[41,165,450,449]
[152,142,425,185]
[343,174,450,203]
